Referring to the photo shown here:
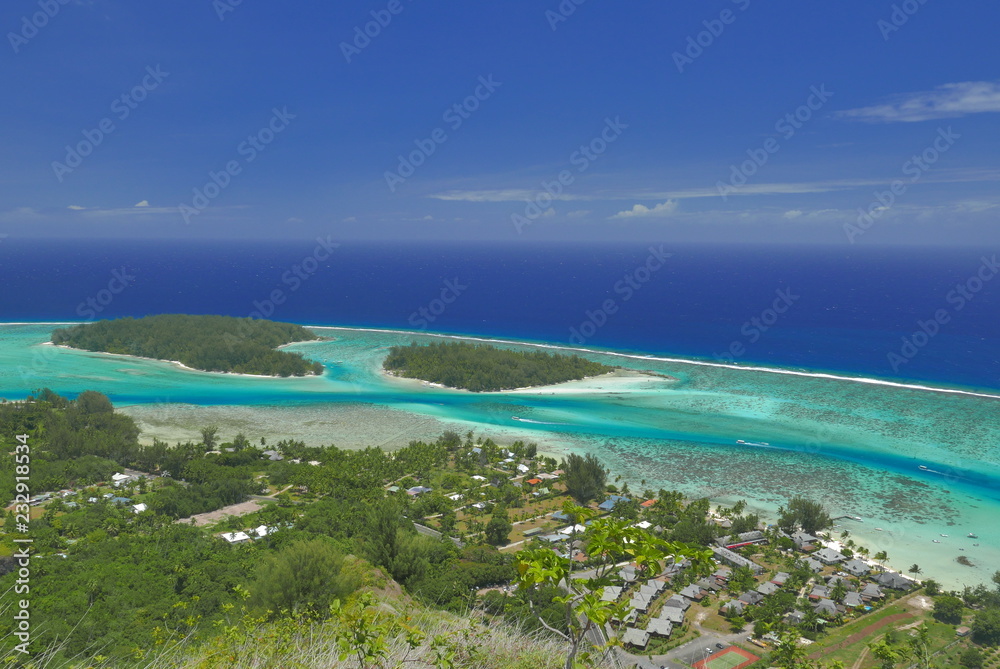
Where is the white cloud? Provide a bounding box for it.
[837,81,1000,122]
[783,210,803,219]
[67,205,86,210]
[134,200,150,207]
[430,189,584,202]
[610,200,678,219]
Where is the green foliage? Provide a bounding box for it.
[383,341,613,392]
[868,635,909,669]
[933,594,965,624]
[560,453,608,505]
[485,506,513,546]
[960,645,985,668]
[515,512,713,669]
[52,314,324,376]
[777,496,832,534]
[973,607,1000,646]
[249,539,360,618]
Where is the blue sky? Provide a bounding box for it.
[2,0,998,244]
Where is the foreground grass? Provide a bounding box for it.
[17,599,614,669]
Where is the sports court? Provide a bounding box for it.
[690,646,759,669]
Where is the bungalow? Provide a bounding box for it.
[785,609,806,625]
[722,600,745,616]
[659,607,685,624]
[711,546,764,574]
[598,495,630,511]
[813,598,840,617]
[110,496,132,505]
[386,486,400,493]
[771,572,790,586]
[600,586,623,602]
[756,582,779,597]
[679,584,705,601]
[112,472,136,487]
[558,524,588,535]
[644,579,666,595]
[809,585,830,600]
[131,503,147,514]
[540,533,565,543]
[875,572,915,590]
[253,525,276,538]
[717,530,767,549]
[446,493,464,501]
[220,531,251,544]
[640,499,657,508]
[261,450,284,461]
[861,583,884,600]
[791,531,820,549]
[802,558,825,573]
[814,547,846,565]
[471,501,487,510]
[843,592,864,608]
[621,627,650,650]
[629,593,652,613]
[698,577,724,593]
[471,475,486,481]
[826,575,854,589]
[619,565,638,583]
[536,473,558,480]
[551,510,570,522]
[646,619,673,638]
[663,594,690,611]
[525,478,542,486]
[956,626,972,637]
[516,464,530,474]
[843,558,871,577]
[713,566,733,582]
[738,591,764,606]
[638,584,660,599]
[634,520,652,530]
[407,486,433,496]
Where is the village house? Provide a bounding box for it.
[645,618,673,638]
[843,558,871,577]
[815,547,847,565]
[621,627,650,650]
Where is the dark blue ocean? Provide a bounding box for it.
[2,239,998,389]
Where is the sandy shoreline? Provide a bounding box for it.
[46,342,322,380]
[380,367,674,395]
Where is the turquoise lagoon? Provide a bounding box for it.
[2,323,999,590]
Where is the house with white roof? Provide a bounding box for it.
[220,531,251,544]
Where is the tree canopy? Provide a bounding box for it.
[560,453,608,505]
[52,314,324,377]
[383,341,613,392]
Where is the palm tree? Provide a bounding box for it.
[908,563,922,577]
[874,550,888,571]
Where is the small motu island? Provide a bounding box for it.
[383,341,614,391]
[51,314,324,377]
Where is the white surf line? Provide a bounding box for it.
[307,325,1000,402]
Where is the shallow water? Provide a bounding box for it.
[2,323,998,589]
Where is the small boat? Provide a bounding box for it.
[932,539,941,543]
[968,533,979,538]
[918,465,929,471]
[875,528,883,531]
[940,534,948,537]
[511,416,521,421]
[736,439,746,444]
